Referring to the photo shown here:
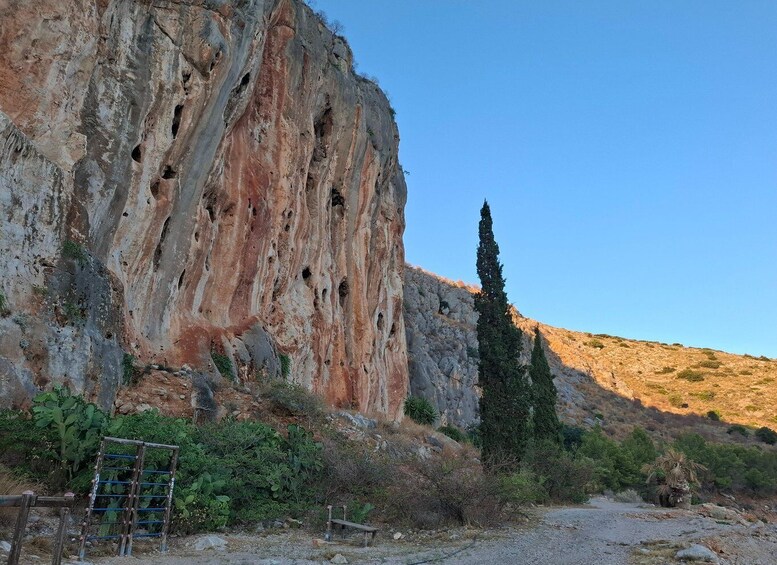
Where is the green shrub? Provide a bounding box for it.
[193,419,322,524]
[706,410,721,421]
[122,353,138,385]
[677,369,705,382]
[404,396,437,426]
[675,433,777,495]
[279,353,291,378]
[211,351,234,380]
[524,441,594,503]
[0,410,57,481]
[0,290,9,316]
[697,360,722,369]
[264,380,325,420]
[692,390,715,401]
[727,424,749,437]
[577,427,656,493]
[62,240,87,265]
[561,424,585,451]
[498,468,549,505]
[668,394,684,408]
[585,339,605,349]
[31,385,108,488]
[655,366,675,374]
[438,425,467,443]
[755,426,777,445]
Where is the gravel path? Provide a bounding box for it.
[76,497,777,565]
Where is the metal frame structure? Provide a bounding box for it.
[78,436,178,560]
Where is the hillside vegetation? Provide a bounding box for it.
[515,318,777,438]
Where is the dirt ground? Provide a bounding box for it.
[33,497,773,565]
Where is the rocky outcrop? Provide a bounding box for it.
[0,0,407,417]
[403,267,480,427]
[404,266,584,428]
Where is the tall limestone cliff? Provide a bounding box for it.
[0,0,407,418]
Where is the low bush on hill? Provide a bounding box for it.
[404,395,438,425]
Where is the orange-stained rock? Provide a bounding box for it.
[0,0,407,419]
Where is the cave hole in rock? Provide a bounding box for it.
[302,266,311,280]
[122,211,129,217]
[194,231,199,242]
[240,72,250,87]
[150,180,160,199]
[376,312,384,331]
[162,165,177,179]
[206,205,215,222]
[182,70,191,84]
[389,323,396,337]
[284,223,290,232]
[321,288,328,301]
[178,270,185,289]
[153,216,171,270]
[172,104,184,138]
[312,106,333,161]
[338,278,348,308]
[330,187,344,208]
[131,144,142,163]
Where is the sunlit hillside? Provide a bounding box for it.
[515,318,777,439]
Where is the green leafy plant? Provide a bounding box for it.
[122,353,138,385]
[62,240,87,266]
[62,301,84,324]
[211,351,235,380]
[677,369,705,382]
[0,290,9,316]
[438,425,467,443]
[755,426,777,445]
[279,353,291,378]
[404,396,437,426]
[706,410,721,421]
[585,339,605,349]
[727,424,749,437]
[348,501,375,524]
[696,360,722,369]
[174,472,230,533]
[31,385,107,485]
[655,366,675,374]
[264,380,324,420]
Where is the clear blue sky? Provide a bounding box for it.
[311,1,777,357]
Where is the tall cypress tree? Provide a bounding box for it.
[529,327,561,444]
[474,201,531,465]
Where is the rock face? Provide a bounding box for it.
[404,266,584,429]
[403,267,480,427]
[0,0,407,418]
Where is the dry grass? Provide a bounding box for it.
[0,464,42,526]
[514,318,777,442]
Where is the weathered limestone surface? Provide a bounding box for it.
[403,267,480,427]
[0,0,407,417]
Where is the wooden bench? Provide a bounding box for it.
[326,505,378,546]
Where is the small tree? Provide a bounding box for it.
[642,449,705,508]
[529,328,561,444]
[474,201,531,465]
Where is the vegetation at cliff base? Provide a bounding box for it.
[404,395,438,425]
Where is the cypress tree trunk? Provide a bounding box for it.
[474,201,531,465]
